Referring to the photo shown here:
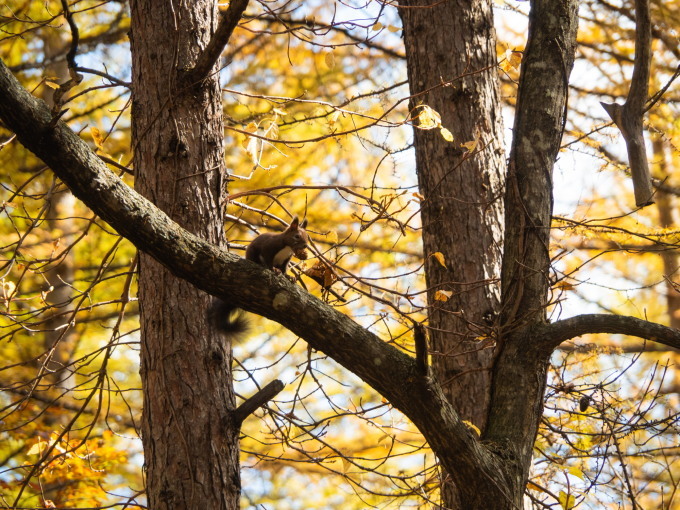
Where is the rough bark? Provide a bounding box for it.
[487,0,579,502]
[397,0,506,505]
[652,139,680,329]
[128,1,239,508]
[397,0,505,433]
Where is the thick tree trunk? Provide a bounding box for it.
[397,0,505,505]
[129,1,239,508]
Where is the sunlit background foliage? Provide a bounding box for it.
[0,0,679,508]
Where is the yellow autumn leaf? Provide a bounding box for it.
[262,120,279,140]
[26,441,45,456]
[245,135,261,164]
[555,280,574,291]
[462,420,480,436]
[567,466,585,480]
[326,230,339,244]
[44,80,60,89]
[324,51,336,69]
[432,251,447,268]
[440,127,454,142]
[2,278,16,295]
[461,139,477,153]
[328,110,341,127]
[508,50,523,68]
[90,127,105,150]
[434,289,452,302]
[372,22,383,31]
[527,481,546,493]
[339,448,352,473]
[558,490,575,510]
[412,191,425,201]
[241,122,258,148]
[414,105,441,129]
[387,24,400,33]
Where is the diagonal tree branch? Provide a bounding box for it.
[182,0,250,85]
[0,56,511,503]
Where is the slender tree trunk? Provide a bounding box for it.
[40,32,77,389]
[652,139,680,329]
[129,2,239,508]
[398,0,505,430]
[397,0,505,504]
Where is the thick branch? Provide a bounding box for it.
[600,0,653,207]
[501,0,578,328]
[183,0,250,85]
[0,57,506,500]
[488,0,579,492]
[533,313,680,355]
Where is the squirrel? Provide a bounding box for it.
[210,217,310,335]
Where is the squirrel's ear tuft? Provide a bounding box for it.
[300,218,308,229]
[289,217,299,229]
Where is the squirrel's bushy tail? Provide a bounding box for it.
[208,299,249,337]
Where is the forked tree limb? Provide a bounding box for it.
[182,0,250,85]
[600,0,653,207]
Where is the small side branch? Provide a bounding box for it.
[232,379,284,427]
[183,0,250,85]
[413,323,429,376]
[600,0,653,207]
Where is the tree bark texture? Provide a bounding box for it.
[398,0,506,432]
[652,139,680,329]
[128,1,239,508]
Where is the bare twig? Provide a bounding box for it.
[413,323,429,376]
[51,0,83,118]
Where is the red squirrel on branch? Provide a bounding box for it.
[211,217,309,335]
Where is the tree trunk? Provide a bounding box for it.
[652,139,680,329]
[397,0,505,504]
[40,31,77,389]
[129,1,239,508]
[397,0,505,430]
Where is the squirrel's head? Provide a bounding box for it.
[285,217,309,253]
